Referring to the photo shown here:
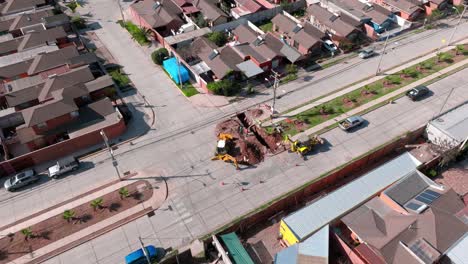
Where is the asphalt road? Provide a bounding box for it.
[40,67,468,264]
[1,0,468,262]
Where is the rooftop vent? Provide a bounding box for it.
[329,15,339,22]
[153,1,161,9]
[208,49,219,60]
[253,36,264,46]
[292,23,303,33]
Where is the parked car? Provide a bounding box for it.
[406,86,430,101]
[339,116,365,131]
[323,40,338,53]
[48,156,80,179]
[4,169,39,191]
[359,48,375,59]
[125,245,158,264]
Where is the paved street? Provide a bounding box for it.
[1,0,468,262]
[40,66,468,264]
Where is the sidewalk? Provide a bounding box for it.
[263,38,468,127]
[291,55,468,141]
[6,171,167,264]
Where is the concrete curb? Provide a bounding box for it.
[291,58,468,141]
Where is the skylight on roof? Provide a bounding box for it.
[292,24,303,33]
[208,49,219,60]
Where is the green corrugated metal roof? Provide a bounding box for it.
[220,232,254,264]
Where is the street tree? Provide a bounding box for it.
[63,210,76,223]
[90,198,104,211]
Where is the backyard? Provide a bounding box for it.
[268,44,468,136]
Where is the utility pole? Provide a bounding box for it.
[100,130,122,181]
[177,56,184,89]
[138,236,152,264]
[447,4,467,46]
[116,0,125,23]
[270,70,280,117]
[376,30,390,76]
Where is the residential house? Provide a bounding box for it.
[340,171,467,264]
[0,45,79,83]
[179,24,301,90]
[129,0,184,43]
[231,0,263,18]
[307,4,361,47]
[279,152,422,246]
[271,13,325,57]
[0,26,68,57]
[0,10,70,37]
[318,0,394,37]
[374,0,424,20]
[194,0,229,26]
[0,60,123,175]
[424,0,449,16]
[0,0,47,16]
[231,24,301,70]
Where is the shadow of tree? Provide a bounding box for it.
[109,202,122,212]
[132,191,143,201]
[38,231,52,240]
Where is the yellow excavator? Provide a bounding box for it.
[212,133,239,169]
[285,134,323,158]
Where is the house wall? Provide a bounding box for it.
[332,232,367,264]
[364,24,378,40]
[0,118,126,176]
[32,112,75,134]
[425,123,459,149]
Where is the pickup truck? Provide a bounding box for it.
[339,116,365,131]
[48,156,79,179]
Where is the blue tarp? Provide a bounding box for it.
[163,57,189,84]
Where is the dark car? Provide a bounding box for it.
[4,169,39,191]
[406,86,429,101]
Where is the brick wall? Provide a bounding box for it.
[0,118,126,176]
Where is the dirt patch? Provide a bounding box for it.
[434,158,468,197]
[0,181,152,264]
[215,119,243,139]
[214,107,285,165]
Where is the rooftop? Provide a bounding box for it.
[282,152,422,242]
[307,4,357,37]
[429,102,468,144]
[130,0,183,28]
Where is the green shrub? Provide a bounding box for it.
[282,73,298,83]
[207,79,239,96]
[66,1,78,12]
[207,32,227,47]
[121,21,149,45]
[427,169,437,178]
[286,64,298,75]
[71,16,86,30]
[109,69,131,88]
[419,61,434,70]
[151,48,169,65]
[194,13,207,28]
[385,75,402,85]
[455,44,465,55]
[437,52,454,63]
[401,68,419,78]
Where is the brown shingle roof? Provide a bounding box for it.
[194,0,227,21]
[1,0,45,15]
[383,0,422,14]
[235,0,261,13]
[271,13,297,34]
[233,24,258,43]
[21,96,78,127]
[17,26,67,51]
[292,22,323,50]
[342,191,468,264]
[85,75,114,93]
[307,5,357,37]
[27,45,78,75]
[4,75,44,106]
[130,0,183,28]
[0,59,32,79]
[38,65,94,101]
[8,9,53,31]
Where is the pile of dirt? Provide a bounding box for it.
[215,119,243,139]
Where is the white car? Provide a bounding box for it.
[48,156,80,179]
[323,40,338,53]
